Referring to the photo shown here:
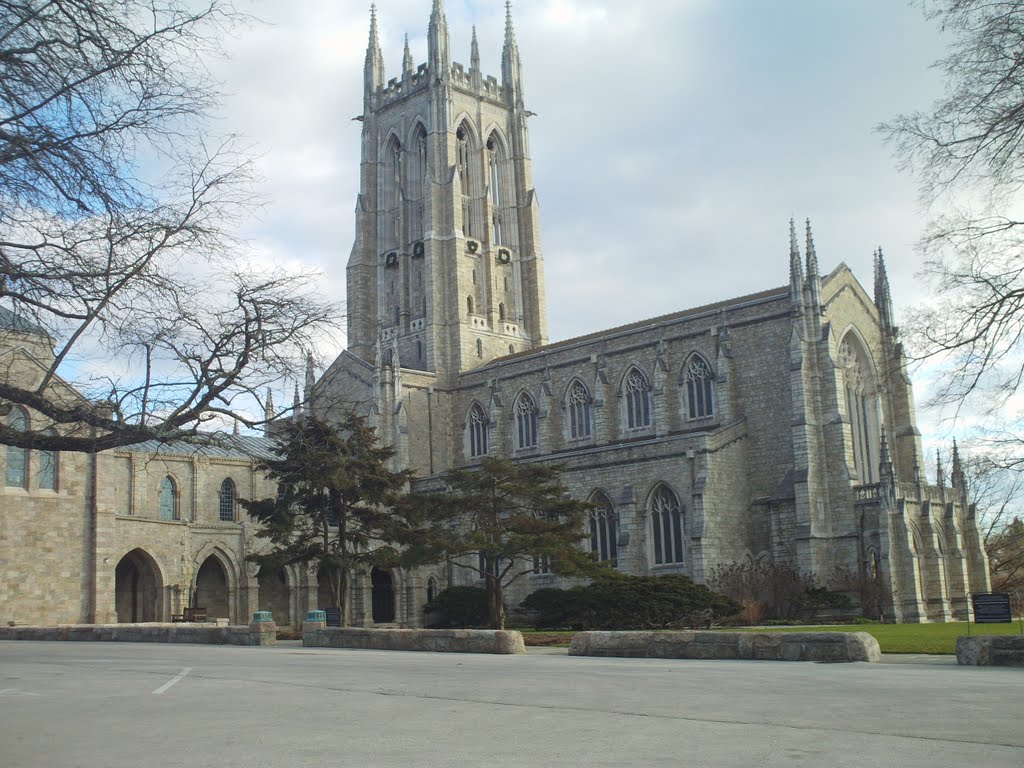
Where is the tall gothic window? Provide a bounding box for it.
[457,124,475,238]
[409,124,428,238]
[589,491,618,564]
[685,354,715,420]
[5,407,28,488]
[219,478,236,522]
[487,133,505,244]
[515,392,539,450]
[384,135,402,249]
[37,428,57,491]
[467,403,489,458]
[838,334,881,484]
[650,484,684,566]
[159,476,178,521]
[624,367,652,429]
[566,380,593,440]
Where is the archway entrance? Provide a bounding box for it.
[195,556,230,620]
[258,566,291,626]
[115,549,162,623]
[371,567,395,624]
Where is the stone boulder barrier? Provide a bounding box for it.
[956,635,1024,666]
[0,621,276,647]
[302,626,526,654]
[569,630,881,663]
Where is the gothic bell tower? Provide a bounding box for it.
[346,1,548,387]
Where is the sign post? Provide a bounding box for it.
[971,592,1013,634]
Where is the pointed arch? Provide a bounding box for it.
[622,365,652,430]
[565,378,593,440]
[514,390,539,450]
[115,548,165,623]
[466,401,489,458]
[455,117,480,238]
[407,120,429,237]
[4,406,28,488]
[485,128,510,245]
[588,490,618,563]
[382,131,403,249]
[648,483,684,566]
[683,353,715,420]
[837,329,882,483]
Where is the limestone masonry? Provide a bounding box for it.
[0,1,989,628]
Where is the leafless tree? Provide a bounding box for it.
[0,1,336,452]
[881,1,1024,428]
[963,453,1024,593]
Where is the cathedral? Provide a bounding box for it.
[0,1,990,628]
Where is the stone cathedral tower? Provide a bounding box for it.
[346,1,548,388]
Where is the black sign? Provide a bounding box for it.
[971,592,1013,624]
[324,607,342,628]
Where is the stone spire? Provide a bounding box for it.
[936,448,945,488]
[292,382,303,421]
[880,427,896,493]
[403,34,414,77]
[804,219,822,312]
[502,1,523,99]
[951,439,965,490]
[304,352,316,416]
[874,247,895,332]
[264,388,275,423]
[470,26,482,88]
[364,4,385,100]
[789,218,804,312]
[428,0,450,74]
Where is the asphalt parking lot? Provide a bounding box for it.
[1,641,1021,767]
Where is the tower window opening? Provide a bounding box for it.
[467,296,474,315]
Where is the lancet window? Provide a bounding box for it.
[4,407,28,488]
[467,403,489,458]
[219,478,236,522]
[159,476,179,521]
[566,380,593,440]
[624,367,652,429]
[487,133,505,244]
[457,124,476,238]
[685,355,715,420]
[37,429,57,491]
[589,491,618,564]
[650,484,684,566]
[515,393,539,450]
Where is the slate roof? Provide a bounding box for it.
[123,432,276,461]
[0,305,48,337]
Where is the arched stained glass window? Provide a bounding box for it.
[219,478,236,522]
[468,404,489,458]
[515,393,539,450]
[650,484,684,565]
[624,367,652,429]
[5,407,28,488]
[838,334,881,484]
[567,380,592,440]
[685,355,715,420]
[589,492,618,563]
[159,476,178,521]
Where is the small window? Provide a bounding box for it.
[159,476,178,521]
[467,296,474,315]
[476,338,483,358]
[219,478,236,522]
[515,393,539,450]
[5,407,28,488]
[468,403,489,457]
[37,429,57,491]
[589,492,618,563]
[532,554,551,575]
[498,303,506,321]
[427,577,437,604]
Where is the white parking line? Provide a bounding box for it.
[152,667,192,695]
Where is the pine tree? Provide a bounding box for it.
[242,414,411,626]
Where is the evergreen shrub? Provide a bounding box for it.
[424,586,489,628]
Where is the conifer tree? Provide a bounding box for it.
[401,457,601,629]
[242,414,411,626]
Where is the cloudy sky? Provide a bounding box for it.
[214,0,956,433]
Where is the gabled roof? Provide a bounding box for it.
[121,432,276,461]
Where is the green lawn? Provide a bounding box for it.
[521,622,1024,654]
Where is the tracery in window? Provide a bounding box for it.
[5,407,28,488]
[515,392,539,450]
[838,334,881,483]
[457,124,475,237]
[624,367,652,429]
[467,403,489,457]
[684,355,715,420]
[589,491,618,564]
[649,484,684,565]
[159,476,178,521]
[487,133,505,244]
[219,478,236,522]
[567,380,592,440]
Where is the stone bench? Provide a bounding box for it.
[956,635,1024,666]
[0,622,276,647]
[569,630,880,663]
[302,625,525,654]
